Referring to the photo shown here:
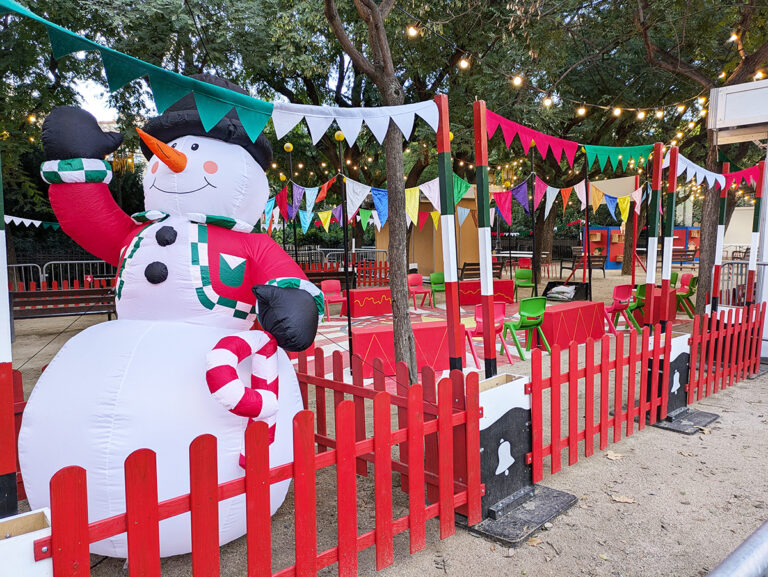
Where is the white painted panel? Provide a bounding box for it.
[646,237,658,285]
[440,214,458,282]
[710,79,768,130]
[478,227,493,296]
[0,233,11,363]
[715,225,725,266]
[662,237,673,280]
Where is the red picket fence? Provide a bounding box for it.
[33,352,482,577]
[527,304,766,483]
[355,260,389,287]
[688,304,766,402]
[299,262,340,274]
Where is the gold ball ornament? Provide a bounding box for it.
[334,131,345,142]
[449,131,454,141]
[279,173,287,182]
[504,180,511,188]
[283,142,293,153]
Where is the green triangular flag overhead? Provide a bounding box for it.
[453,173,471,205]
[0,0,274,141]
[359,208,372,231]
[584,144,654,172]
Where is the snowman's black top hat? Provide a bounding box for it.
[140,74,273,170]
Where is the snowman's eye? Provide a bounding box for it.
[191,143,199,151]
[171,143,177,148]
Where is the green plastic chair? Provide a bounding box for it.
[514,268,535,301]
[430,272,445,304]
[501,297,551,361]
[676,276,698,318]
[670,271,678,289]
[627,284,646,323]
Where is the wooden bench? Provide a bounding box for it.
[11,288,116,320]
[663,248,698,267]
[559,253,607,278]
[459,261,504,281]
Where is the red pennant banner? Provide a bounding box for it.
[486,109,579,167]
[276,186,289,221]
[560,187,573,217]
[723,164,761,192]
[418,211,430,230]
[316,178,335,203]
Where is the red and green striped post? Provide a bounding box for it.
[711,161,729,313]
[435,94,463,370]
[746,161,764,306]
[644,142,664,328]
[661,145,679,328]
[472,100,496,378]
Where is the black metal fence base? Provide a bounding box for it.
[457,485,577,547]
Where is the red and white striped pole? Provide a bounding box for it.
[712,161,729,313]
[435,95,463,370]
[746,161,765,306]
[0,156,16,518]
[472,101,496,378]
[661,146,679,328]
[632,174,639,287]
[644,143,664,328]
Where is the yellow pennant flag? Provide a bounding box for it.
[318,210,332,232]
[405,187,420,226]
[590,184,604,213]
[617,195,631,223]
[431,211,440,230]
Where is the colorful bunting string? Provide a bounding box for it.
[493,190,512,225]
[584,144,653,172]
[510,181,529,215]
[456,206,471,226]
[453,173,472,205]
[486,109,578,167]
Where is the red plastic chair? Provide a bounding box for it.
[604,284,640,334]
[408,273,433,308]
[465,303,515,368]
[518,257,532,269]
[320,279,345,321]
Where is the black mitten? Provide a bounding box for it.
[253,284,319,352]
[42,106,123,160]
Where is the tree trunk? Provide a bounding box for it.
[696,131,720,314]
[620,204,645,275]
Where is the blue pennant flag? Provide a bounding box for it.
[604,194,618,221]
[299,209,313,233]
[371,187,388,227]
[304,186,320,212]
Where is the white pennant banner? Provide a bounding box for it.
[418,177,441,212]
[371,210,382,231]
[344,177,372,218]
[573,180,587,210]
[544,186,559,219]
[271,100,439,147]
[457,206,471,226]
[663,150,725,190]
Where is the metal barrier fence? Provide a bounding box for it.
[7,264,42,290]
[41,260,117,289]
[718,260,749,307]
[708,521,768,577]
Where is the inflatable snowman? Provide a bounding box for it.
[18,74,323,557]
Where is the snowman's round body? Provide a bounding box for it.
[19,134,307,558]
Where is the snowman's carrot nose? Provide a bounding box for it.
[136,128,187,173]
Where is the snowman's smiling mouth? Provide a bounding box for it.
[150,178,217,194]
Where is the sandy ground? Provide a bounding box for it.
[14,265,766,577]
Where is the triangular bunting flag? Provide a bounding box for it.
[316,178,335,203]
[318,210,332,232]
[430,211,440,230]
[453,173,471,205]
[457,206,471,226]
[371,210,382,231]
[418,211,430,230]
[493,190,513,225]
[573,180,586,211]
[604,194,618,221]
[371,187,388,227]
[263,197,276,223]
[544,186,559,219]
[510,181,529,215]
[359,208,372,231]
[299,210,313,233]
[617,196,631,222]
[419,177,441,212]
[590,185,604,213]
[534,176,547,211]
[331,205,343,225]
[304,186,320,212]
[632,187,643,215]
[405,186,420,226]
[560,187,572,217]
[275,186,289,221]
[345,178,371,218]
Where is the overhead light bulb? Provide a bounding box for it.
[577,106,587,116]
[270,162,277,169]
[655,109,664,118]
[688,121,696,128]
[543,96,553,107]
[755,70,765,80]
[677,105,686,113]
[676,132,683,138]
[512,75,523,87]
[698,96,707,105]
[729,33,739,42]
[671,139,678,146]
[637,110,646,120]
[613,107,622,116]
[719,71,727,79]
[459,56,470,70]
[407,25,419,37]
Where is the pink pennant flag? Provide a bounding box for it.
[500,121,518,149]
[517,125,533,154]
[548,139,563,164]
[486,110,502,140]
[632,187,643,215]
[493,190,513,226]
[534,176,548,211]
[534,135,550,160]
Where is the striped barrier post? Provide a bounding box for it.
[746,161,764,306]
[435,94,463,370]
[644,142,664,328]
[661,146,679,329]
[712,161,729,313]
[472,100,496,378]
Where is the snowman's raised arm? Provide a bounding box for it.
[247,235,324,352]
[41,107,140,266]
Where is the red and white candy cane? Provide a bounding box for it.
[206,330,279,466]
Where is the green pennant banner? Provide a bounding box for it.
[583,144,654,172]
[359,208,372,231]
[453,173,472,205]
[0,0,273,140]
